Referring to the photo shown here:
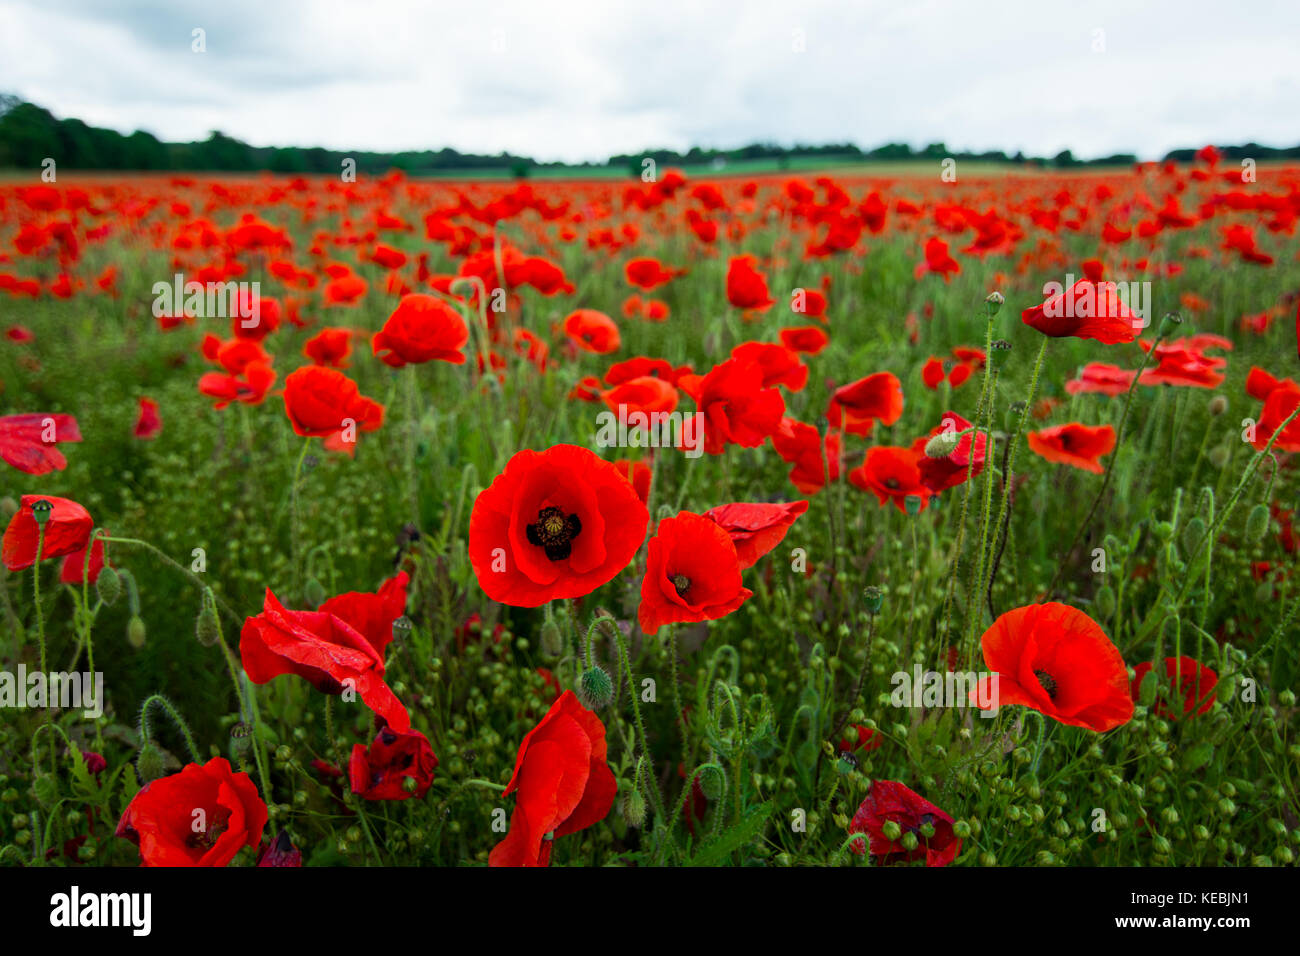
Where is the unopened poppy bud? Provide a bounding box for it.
[33,773,58,808]
[862,586,884,615]
[1094,584,1116,620]
[1158,312,1183,338]
[195,604,220,647]
[1207,445,1229,469]
[1138,668,1159,707]
[985,291,1005,314]
[30,499,52,527]
[127,615,146,649]
[579,665,614,709]
[698,764,726,801]
[539,617,564,658]
[901,830,919,850]
[95,565,122,605]
[137,742,165,783]
[1182,516,1206,552]
[304,577,326,608]
[924,429,963,459]
[622,788,646,828]
[402,776,418,794]
[881,820,902,841]
[1154,521,1175,541]
[1244,503,1270,542]
[1208,395,1228,417]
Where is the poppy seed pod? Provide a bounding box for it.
[579,665,614,710]
[1158,312,1183,338]
[862,586,884,615]
[30,499,52,526]
[985,291,1005,315]
[1208,395,1228,417]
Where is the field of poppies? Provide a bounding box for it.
[1,152,1298,868]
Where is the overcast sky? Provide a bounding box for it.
[2,0,1297,163]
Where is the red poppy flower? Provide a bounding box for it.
[771,417,841,493]
[624,257,680,290]
[1027,423,1115,474]
[3,495,93,571]
[349,723,438,800]
[701,500,809,569]
[564,309,621,354]
[849,446,932,512]
[199,361,277,411]
[680,358,785,455]
[921,357,945,389]
[913,237,961,281]
[1253,381,1300,452]
[489,690,616,867]
[240,589,411,732]
[730,342,808,391]
[1065,363,1137,396]
[601,375,679,418]
[1131,656,1217,719]
[638,511,753,635]
[60,530,108,585]
[282,366,384,443]
[779,326,829,355]
[848,780,961,867]
[373,294,469,367]
[133,398,162,440]
[317,571,409,664]
[968,602,1134,732]
[0,413,81,474]
[1021,279,1143,343]
[827,372,904,436]
[725,255,774,310]
[303,327,354,368]
[915,411,987,494]
[116,757,267,867]
[469,444,648,607]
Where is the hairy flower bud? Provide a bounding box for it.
[95,565,122,605]
[579,665,614,710]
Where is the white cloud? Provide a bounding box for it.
[1,0,1296,162]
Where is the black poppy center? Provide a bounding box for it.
[186,817,228,850]
[526,506,582,561]
[672,573,691,597]
[1034,669,1057,699]
[884,477,901,489]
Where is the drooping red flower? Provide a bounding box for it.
[256,830,303,867]
[372,293,469,367]
[469,444,648,607]
[349,723,438,800]
[303,327,354,368]
[133,398,162,440]
[1027,423,1115,474]
[701,500,809,569]
[0,413,82,474]
[969,602,1134,732]
[725,254,774,310]
[1131,656,1217,719]
[847,780,961,867]
[1021,279,1143,343]
[638,511,753,635]
[680,358,785,455]
[3,495,93,571]
[564,309,621,354]
[1252,380,1300,453]
[489,690,616,867]
[282,366,384,444]
[240,589,411,732]
[730,342,808,391]
[849,446,932,512]
[116,757,267,867]
[827,372,904,436]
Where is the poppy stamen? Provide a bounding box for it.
[671,573,691,597]
[526,506,582,562]
[1034,669,1058,699]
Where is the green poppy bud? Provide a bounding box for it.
[1244,503,1270,542]
[622,788,646,828]
[127,615,146,649]
[578,665,613,710]
[95,565,122,605]
[1094,584,1116,620]
[195,604,220,648]
[137,742,166,783]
